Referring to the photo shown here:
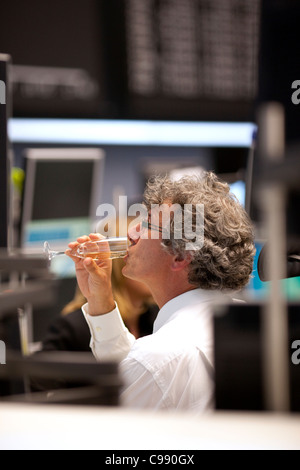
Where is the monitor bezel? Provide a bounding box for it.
[20,147,105,250]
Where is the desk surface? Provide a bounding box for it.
[0,403,299,450]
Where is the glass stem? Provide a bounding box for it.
[50,250,65,260]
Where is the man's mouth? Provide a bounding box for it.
[124,238,135,260]
[128,235,138,249]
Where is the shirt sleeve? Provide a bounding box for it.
[81,302,136,362]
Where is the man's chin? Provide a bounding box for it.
[122,264,137,281]
[121,263,131,278]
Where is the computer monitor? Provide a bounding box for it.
[20,147,105,277]
[0,53,12,249]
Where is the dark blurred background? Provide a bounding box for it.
[0,0,259,121]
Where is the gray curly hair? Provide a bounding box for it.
[143,171,256,292]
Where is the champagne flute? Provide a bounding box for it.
[44,237,129,261]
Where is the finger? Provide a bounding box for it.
[66,241,79,258]
[83,251,112,271]
[68,241,79,249]
[65,248,82,263]
[67,236,90,258]
[83,257,104,275]
[66,240,85,262]
[89,233,105,241]
[76,235,91,243]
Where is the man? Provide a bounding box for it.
[67,172,255,412]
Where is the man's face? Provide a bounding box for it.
[122,206,173,286]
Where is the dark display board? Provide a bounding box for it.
[0,0,110,118]
[121,0,260,120]
[1,0,260,121]
[257,0,300,144]
[249,0,300,225]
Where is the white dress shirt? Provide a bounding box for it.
[82,288,222,413]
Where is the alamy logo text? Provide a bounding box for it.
[0,80,6,104]
[0,341,6,365]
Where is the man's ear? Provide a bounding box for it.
[170,254,192,272]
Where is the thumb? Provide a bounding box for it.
[83,257,99,274]
[83,257,111,281]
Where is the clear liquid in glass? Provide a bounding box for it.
[44,237,128,261]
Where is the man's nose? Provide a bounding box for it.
[127,222,142,243]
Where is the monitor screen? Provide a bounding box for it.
[229,180,246,208]
[242,240,300,302]
[20,147,105,277]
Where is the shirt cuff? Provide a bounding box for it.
[81,302,128,342]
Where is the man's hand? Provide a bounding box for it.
[66,233,115,316]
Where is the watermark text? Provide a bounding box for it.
[291,340,300,365]
[291,80,300,105]
[95,197,204,250]
[0,80,6,104]
[0,340,6,365]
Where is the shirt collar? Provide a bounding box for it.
[153,288,222,333]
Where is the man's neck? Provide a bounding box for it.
[151,282,196,310]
